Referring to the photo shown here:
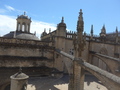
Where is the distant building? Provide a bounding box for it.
[41,9,120,72]
[4,12,39,40]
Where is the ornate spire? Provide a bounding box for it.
[115,27,119,43]
[100,25,106,37]
[49,28,51,33]
[44,28,46,32]
[116,27,118,33]
[116,27,118,37]
[79,9,83,21]
[91,25,93,35]
[101,24,106,33]
[61,17,64,23]
[77,9,84,33]
[34,31,36,35]
[74,9,86,57]
[103,24,106,31]
[90,25,94,40]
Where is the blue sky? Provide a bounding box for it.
[0,0,120,36]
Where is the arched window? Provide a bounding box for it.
[22,23,25,32]
[26,24,28,32]
[22,25,25,31]
[18,23,20,31]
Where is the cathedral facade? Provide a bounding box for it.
[0,9,120,90]
[41,9,120,73]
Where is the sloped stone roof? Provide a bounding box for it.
[3,31,39,40]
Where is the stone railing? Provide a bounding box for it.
[55,49,120,90]
[0,37,55,50]
[0,37,49,46]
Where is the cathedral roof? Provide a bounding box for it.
[17,12,31,20]
[17,15,29,19]
[3,31,39,40]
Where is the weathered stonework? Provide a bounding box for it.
[0,9,120,90]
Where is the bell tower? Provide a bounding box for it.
[16,12,31,33]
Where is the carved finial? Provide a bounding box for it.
[116,27,118,33]
[91,25,93,32]
[34,31,36,35]
[116,27,119,42]
[91,25,93,35]
[79,9,83,20]
[61,17,64,23]
[24,12,26,15]
[100,24,106,37]
[116,27,118,37]
[101,24,106,33]
[102,24,106,30]
[49,28,51,33]
[77,9,84,33]
[44,28,46,32]
[80,9,82,14]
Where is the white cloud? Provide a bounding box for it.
[31,20,56,36]
[0,15,16,36]
[0,5,15,14]
[5,5,15,11]
[0,15,56,37]
[0,5,24,14]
